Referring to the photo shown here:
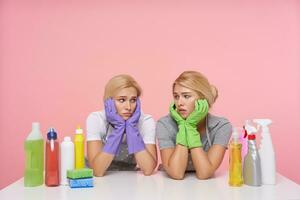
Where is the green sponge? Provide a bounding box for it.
[67,168,93,179]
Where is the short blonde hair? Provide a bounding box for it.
[103,74,142,101]
[173,71,218,107]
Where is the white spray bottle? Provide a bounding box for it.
[254,119,276,185]
[243,120,262,186]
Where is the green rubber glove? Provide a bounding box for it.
[185,99,209,148]
[169,99,209,148]
[169,103,188,146]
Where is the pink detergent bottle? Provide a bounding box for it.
[45,128,59,186]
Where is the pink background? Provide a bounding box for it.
[1,1,300,189]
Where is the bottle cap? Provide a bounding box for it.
[75,126,83,134]
[232,127,239,142]
[32,122,40,131]
[64,136,71,142]
[47,127,57,140]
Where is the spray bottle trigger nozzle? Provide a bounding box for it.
[243,126,248,138]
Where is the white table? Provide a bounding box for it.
[1,171,300,200]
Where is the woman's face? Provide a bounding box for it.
[173,84,199,119]
[113,87,138,120]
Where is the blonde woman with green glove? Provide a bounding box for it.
[156,71,232,180]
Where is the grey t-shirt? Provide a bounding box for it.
[156,113,232,171]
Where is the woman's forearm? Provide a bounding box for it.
[165,145,189,179]
[90,152,114,177]
[191,144,227,179]
[190,148,215,179]
[135,150,156,175]
[134,144,157,175]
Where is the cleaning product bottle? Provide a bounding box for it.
[74,126,85,169]
[24,122,44,187]
[254,119,276,185]
[229,127,243,186]
[60,136,74,185]
[45,127,59,186]
[243,120,262,186]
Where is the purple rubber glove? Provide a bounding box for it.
[125,98,145,154]
[102,98,126,155]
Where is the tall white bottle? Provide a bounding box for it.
[60,136,74,185]
[254,119,276,185]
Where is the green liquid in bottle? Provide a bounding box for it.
[24,139,44,187]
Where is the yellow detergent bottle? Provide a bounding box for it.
[74,126,85,169]
[229,127,243,186]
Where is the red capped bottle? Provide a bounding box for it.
[45,128,59,186]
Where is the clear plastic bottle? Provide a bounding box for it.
[74,126,85,169]
[45,128,59,186]
[24,122,44,187]
[229,128,243,186]
[243,121,262,186]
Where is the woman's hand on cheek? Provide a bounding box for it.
[187,99,209,127]
[104,98,125,127]
[183,99,208,148]
[125,98,145,154]
[103,98,126,155]
[126,98,141,125]
[169,102,184,123]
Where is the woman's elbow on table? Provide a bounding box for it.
[195,171,214,180]
[91,162,106,177]
[142,168,154,176]
[93,169,105,177]
[166,169,185,180]
[169,173,184,180]
[141,163,156,176]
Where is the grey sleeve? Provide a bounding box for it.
[213,122,232,148]
[156,121,176,149]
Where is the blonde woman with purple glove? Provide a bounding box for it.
[87,75,157,176]
[156,71,232,180]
